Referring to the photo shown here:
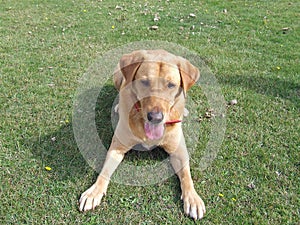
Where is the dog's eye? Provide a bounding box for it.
[167,82,176,89]
[140,79,150,87]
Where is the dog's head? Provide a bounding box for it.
[118,50,199,140]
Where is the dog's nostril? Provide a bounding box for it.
[147,111,164,124]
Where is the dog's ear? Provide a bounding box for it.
[119,51,144,86]
[177,57,200,96]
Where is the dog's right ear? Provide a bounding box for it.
[119,51,144,86]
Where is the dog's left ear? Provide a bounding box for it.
[177,57,200,96]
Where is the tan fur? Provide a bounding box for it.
[79,50,206,220]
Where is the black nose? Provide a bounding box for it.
[147,111,164,124]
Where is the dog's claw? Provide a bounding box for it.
[183,108,189,117]
[114,104,119,113]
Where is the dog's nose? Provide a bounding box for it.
[147,111,164,124]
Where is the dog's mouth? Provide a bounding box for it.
[144,122,165,140]
[144,110,165,140]
[132,102,166,140]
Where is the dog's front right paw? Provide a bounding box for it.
[181,189,206,220]
[79,184,106,212]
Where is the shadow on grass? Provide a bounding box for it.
[221,74,300,107]
[29,123,88,180]
[27,83,172,182]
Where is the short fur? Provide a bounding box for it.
[79,50,206,220]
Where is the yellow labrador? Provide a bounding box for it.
[79,50,206,220]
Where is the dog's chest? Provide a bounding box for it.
[133,143,158,151]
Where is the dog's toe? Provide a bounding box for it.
[190,206,198,219]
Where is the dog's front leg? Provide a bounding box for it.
[79,138,127,212]
[164,136,206,220]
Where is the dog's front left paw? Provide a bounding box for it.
[79,184,106,212]
[181,189,206,220]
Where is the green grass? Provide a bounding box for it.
[1,0,299,224]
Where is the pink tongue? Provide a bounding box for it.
[144,122,164,140]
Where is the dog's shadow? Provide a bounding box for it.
[28,83,170,182]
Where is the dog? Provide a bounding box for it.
[79,50,206,220]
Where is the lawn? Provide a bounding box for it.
[0,0,299,224]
